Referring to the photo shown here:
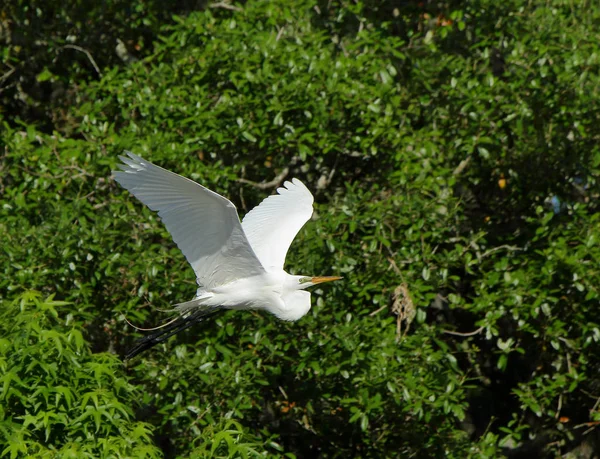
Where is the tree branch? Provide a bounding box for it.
[62,45,102,78]
[441,326,485,337]
[239,167,289,190]
[209,2,242,11]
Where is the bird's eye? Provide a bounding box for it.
[299,277,312,284]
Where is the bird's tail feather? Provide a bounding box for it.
[173,295,212,313]
[124,305,222,360]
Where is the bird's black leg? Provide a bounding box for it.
[124,307,223,360]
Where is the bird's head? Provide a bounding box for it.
[296,275,342,290]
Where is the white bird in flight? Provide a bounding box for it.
[113,152,341,359]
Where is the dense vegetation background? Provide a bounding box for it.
[2,0,599,457]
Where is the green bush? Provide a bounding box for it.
[0,292,161,458]
[2,0,600,457]
[0,0,194,129]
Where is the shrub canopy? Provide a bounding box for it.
[1,0,599,457]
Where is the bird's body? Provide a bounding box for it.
[113,152,340,359]
[182,273,311,321]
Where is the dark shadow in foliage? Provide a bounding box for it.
[0,0,214,131]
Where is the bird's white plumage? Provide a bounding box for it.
[279,290,312,321]
[113,152,265,289]
[241,179,314,271]
[112,151,341,355]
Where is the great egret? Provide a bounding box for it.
[113,152,341,359]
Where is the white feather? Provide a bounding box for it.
[241,179,314,271]
[114,153,340,359]
[113,151,265,289]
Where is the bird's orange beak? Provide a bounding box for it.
[311,276,343,285]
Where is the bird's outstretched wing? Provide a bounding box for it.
[113,152,265,288]
[241,179,314,271]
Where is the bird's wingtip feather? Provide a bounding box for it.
[124,150,139,160]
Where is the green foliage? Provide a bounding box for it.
[187,420,286,458]
[2,0,600,457]
[0,0,193,129]
[0,292,161,458]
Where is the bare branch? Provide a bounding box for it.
[0,65,16,86]
[480,244,523,260]
[387,257,404,279]
[62,45,102,77]
[441,326,485,337]
[239,167,289,190]
[453,156,471,176]
[592,396,600,413]
[276,26,285,41]
[368,305,387,316]
[209,2,242,11]
[573,420,600,433]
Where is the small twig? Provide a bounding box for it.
[571,181,588,197]
[62,45,102,78]
[583,424,600,436]
[387,257,405,280]
[555,394,562,419]
[316,154,339,191]
[239,167,289,190]
[480,244,522,259]
[591,396,600,413]
[0,65,16,85]
[580,389,600,401]
[574,421,600,429]
[369,305,387,316]
[188,403,213,430]
[278,386,288,400]
[80,190,96,201]
[453,156,471,176]
[441,326,485,337]
[209,1,242,11]
[276,26,285,41]
[239,185,247,211]
[93,201,111,210]
[573,420,600,436]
